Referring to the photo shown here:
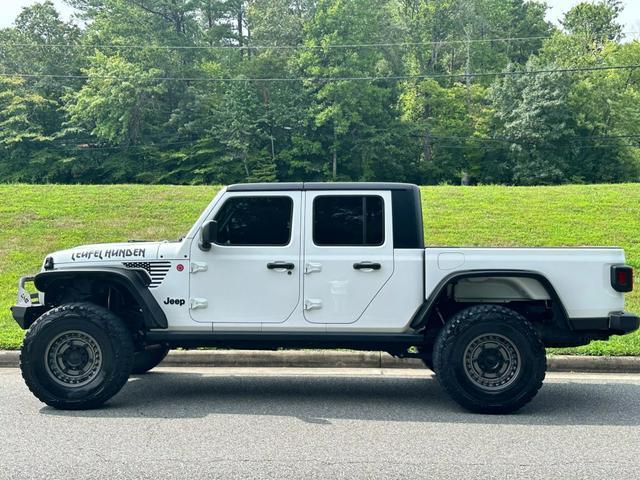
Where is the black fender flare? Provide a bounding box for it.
[34,267,168,329]
[410,269,571,331]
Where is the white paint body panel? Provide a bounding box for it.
[35,188,629,335]
[302,190,394,325]
[188,191,303,327]
[425,248,626,319]
[326,249,424,333]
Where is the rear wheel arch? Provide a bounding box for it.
[412,270,571,334]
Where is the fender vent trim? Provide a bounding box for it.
[122,261,171,288]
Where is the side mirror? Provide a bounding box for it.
[199,220,218,251]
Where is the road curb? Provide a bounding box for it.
[545,355,640,373]
[0,351,20,368]
[2,349,640,373]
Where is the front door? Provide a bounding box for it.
[303,191,394,324]
[189,191,302,324]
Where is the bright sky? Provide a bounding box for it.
[0,0,75,28]
[0,0,639,36]
[546,0,640,37]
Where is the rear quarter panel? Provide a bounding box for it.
[425,248,626,319]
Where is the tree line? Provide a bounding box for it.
[1,0,639,185]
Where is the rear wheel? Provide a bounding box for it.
[132,345,170,374]
[433,304,546,414]
[20,302,134,410]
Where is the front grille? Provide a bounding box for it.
[122,261,171,288]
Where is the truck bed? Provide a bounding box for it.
[424,247,626,320]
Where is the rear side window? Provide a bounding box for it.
[313,195,384,246]
[214,196,293,246]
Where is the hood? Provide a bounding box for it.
[48,242,162,266]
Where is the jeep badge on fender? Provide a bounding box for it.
[164,298,186,306]
[10,183,639,413]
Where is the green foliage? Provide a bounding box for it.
[0,77,55,145]
[1,183,640,356]
[66,52,167,145]
[0,0,639,184]
[561,0,623,46]
[489,61,577,184]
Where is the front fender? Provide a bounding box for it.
[34,267,168,329]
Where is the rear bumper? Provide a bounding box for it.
[609,312,640,334]
[569,312,639,335]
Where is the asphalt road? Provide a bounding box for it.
[2,367,640,480]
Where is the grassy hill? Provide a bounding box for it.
[1,184,639,355]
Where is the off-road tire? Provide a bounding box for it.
[20,302,135,410]
[418,347,434,371]
[132,345,170,374]
[433,304,546,414]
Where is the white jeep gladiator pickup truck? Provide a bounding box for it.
[11,182,638,413]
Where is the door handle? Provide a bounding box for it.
[304,262,322,275]
[353,262,381,271]
[304,299,323,311]
[267,262,295,271]
[190,298,208,310]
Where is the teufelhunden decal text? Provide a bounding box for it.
[71,248,146,261]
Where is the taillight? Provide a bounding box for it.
[611,265,634,293]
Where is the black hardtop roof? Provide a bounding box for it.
[226,181,425,249]
[227,182,419,192]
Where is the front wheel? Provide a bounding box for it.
[433,305,546,414]
[20,302,135,410]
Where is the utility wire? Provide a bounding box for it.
[2,64,639,83]
[68,140,198,150]
[428,134,640,143]
[2,32,639,51]
[45,134,640,148]
[430,142,640,149]
[0,36,558,51]
[37,144,640,151]
[37,138,640,151]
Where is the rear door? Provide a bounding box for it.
[303,190,394,324]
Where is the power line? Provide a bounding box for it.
[429,137,640,149]
[2,31,639,51]
[433,144,640,149]
[429,134,640,143]
[0,35,555,51]
[69,139,198,150]
[2,64,639,83]
[430,142,640,150]
[44,133,640,148]
[31,137,640,151]
[26,142,640,151]
[353,130,640,142]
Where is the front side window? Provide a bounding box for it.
[313,195,384,246]
[214,196,293,246]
